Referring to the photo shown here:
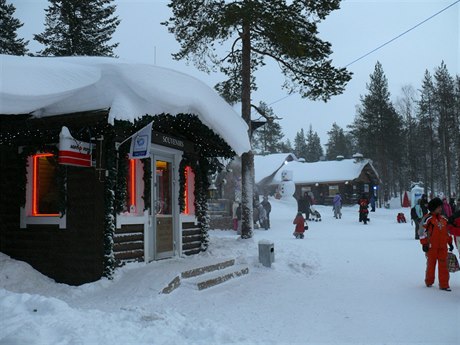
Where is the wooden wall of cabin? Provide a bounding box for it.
[0,146,105,285]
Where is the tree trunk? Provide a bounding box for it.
[240,22,253,239]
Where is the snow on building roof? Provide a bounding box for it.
[266,158,379,185]
[254,153,298,184]
[0,55,250,155]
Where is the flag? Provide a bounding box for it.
[128,121,153,159]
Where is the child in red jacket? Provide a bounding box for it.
[293,212,307,239]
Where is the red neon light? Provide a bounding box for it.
[32,153,59,217]
[129,159,136,208]
[184,166,190,214]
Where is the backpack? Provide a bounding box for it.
[410,207,418,220]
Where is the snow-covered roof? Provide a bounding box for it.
[265,158,379,185]
[254,153,297,184]
[0,55,250,155]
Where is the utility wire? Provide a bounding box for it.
[344,0,459,67]
[265,0,459,108]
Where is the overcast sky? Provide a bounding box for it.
[10,0,460,148]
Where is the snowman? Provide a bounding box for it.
[279,170,296,203]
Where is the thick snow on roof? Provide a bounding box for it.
[0,55,250,155]
[254,153,297,183]
[268,158,376,185]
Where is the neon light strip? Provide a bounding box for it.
[32,153,59,217]
[130,159,136,208]
[184,166,190,214]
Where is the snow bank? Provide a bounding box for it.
[0,200,458,344]
[0,55,250,155]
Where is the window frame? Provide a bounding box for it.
[20,151,67,229]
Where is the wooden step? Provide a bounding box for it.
[192,265,249,290]
[181,259,235,279]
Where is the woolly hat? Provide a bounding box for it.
[427,197,443,212]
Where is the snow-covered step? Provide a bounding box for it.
[186,264,249,291]
[181,259,235,279]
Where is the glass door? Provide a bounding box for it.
[154,158,174,259]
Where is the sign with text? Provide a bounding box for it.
[58,126,93,167]
[152,131,193,152]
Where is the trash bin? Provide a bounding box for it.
[258,240,274,267]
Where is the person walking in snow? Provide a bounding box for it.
[257,202,268,230]
[411,198,423,240]
[442,197,452,218]
[358,193,370,224]
[447,210,460,256]
[333,193,342,219]
[232,200,240,231]
[261,196,272,229]
[420,194,429,215]
[297,191,311,221]
[420,197,454,291]
[293,212,307,239]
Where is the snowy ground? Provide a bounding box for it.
[1,198,459,345]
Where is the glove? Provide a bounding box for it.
[449,244,454,252]
[422,244,429,253]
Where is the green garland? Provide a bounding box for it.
[102,126,116,279]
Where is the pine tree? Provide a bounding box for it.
[325,122,352,160]
[417,70,438,195]
[454,75,460,196]
[305,125,323,162]
[163,0,352,239]
[293,129,308,159]
[34,0,120,57]
[349,61,404,200]
[395,85,419,189]
[0,0,28,55]
[251,102,285,154]
[280,138,294,153]
[433,62,456,196]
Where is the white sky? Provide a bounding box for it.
[10,0,460,147]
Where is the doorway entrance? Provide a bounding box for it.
[146,145,182,261]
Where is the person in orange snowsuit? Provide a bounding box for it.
[419,197,454,291]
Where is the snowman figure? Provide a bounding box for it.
[279,170,296,203]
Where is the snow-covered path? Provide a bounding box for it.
[1,198,459,345]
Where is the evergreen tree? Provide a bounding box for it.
[163,0,352,238]
[305,124,323,162]
[34,0,120,56]
[293,128,308,159]
[395,85,419,189]
[417,70,439,195]
[454,75,460,195]
[280,138,294,153]
[349,61,404,199]
[251,102,285,154]
[0,0,28,55]
[325,122,352,160]
[433,62,456,196]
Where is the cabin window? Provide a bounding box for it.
[32,154,60,216]
[20,152,67,228]
[123,158,144,215]
[182,165,195,215]
[127,159,137,213]
[328,185,339,197]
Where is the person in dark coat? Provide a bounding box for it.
[297,192,311,221]
[358,193,370,224]
[420,194,429,215]
[261,196,272,229]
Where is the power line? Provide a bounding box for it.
[265,0,459,108]
[344,0,459,67]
